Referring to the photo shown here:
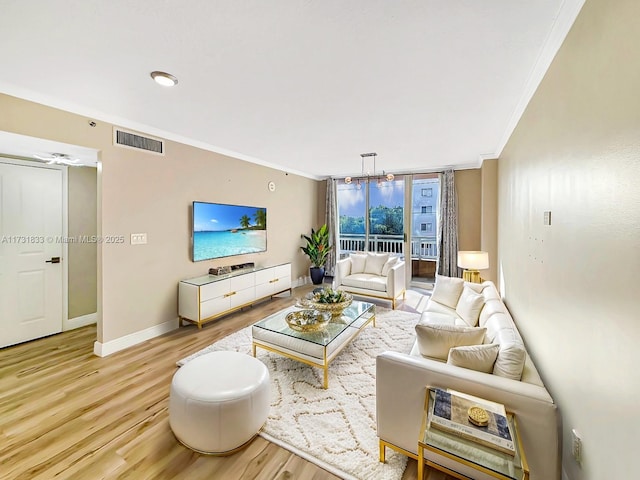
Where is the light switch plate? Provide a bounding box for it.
[543,211,552,226]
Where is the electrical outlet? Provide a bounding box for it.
[572,429,582,465]
[131,233,147,245]
[544,211,552,226]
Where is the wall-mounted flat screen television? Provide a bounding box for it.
[192,201,267,262]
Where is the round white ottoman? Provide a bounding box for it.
[169,350,270,455]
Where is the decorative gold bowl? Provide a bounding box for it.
[308,291,353,318]
[285,310,331,332]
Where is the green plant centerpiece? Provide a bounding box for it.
[309,287,353,318]
[300,224,332,285]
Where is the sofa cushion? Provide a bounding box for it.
[415,323,486,360]
[464,282,485,294]
[478,298,506,327]
[447,343,500,373]
[492,329,527,380]
[381,256,399,276]
[455,286,485,327]
[350,253,367,274]
[423,299,456,317]
[419,311,458,326]
[484,313,527,380]
[341,273,387,292]
[483,313,517,342]
[364,252,389,276]
[431,275,464,309]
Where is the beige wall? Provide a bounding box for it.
[480,159,498,284]
[498,0,639,478]
[0,93,320,345]
[68,166,97,318]
[455,169,482,252]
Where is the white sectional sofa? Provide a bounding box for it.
[333,252,406,309]
[376,275,561,480]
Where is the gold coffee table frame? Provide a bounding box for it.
[251,301,375,388]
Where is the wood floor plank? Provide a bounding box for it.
[0,285,455,480]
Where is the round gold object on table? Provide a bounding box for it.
[468,406,490,427]
[285,310,331,332]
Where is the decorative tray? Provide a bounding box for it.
[285,309,331,332]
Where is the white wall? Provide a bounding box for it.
[498,0,640,478]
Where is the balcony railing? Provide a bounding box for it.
[338,234,437,260]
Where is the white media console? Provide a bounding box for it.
[178,263,292,328]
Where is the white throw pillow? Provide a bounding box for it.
[381,256,399,276]
[455,286,485,327]
[447,343,500,373]
[415,323,486,360]
[364,252,389,275]
[431,275,464,308]
[350,253,367,274]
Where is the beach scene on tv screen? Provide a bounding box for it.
[193,202,267,261]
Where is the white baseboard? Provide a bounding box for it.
[64,312,97,331]
[93,319,178,357]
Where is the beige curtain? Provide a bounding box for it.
[437,169,460,277]
[324,178,338,276]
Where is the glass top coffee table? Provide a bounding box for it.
[251,301,375,388]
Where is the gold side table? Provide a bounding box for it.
[418,388,529,480]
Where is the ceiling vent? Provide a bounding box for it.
[113,128,165,155]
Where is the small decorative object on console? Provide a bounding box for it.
[468,406,490,426]
[209,266,232,276]
[285,309,331,332]
[308,288,353,318]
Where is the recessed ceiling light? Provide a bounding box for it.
[150,71,178,87]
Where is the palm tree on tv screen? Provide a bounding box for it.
[239,214,251,229]
[254,209,266,229]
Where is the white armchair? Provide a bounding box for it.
[333,252,406,309]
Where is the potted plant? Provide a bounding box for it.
[309,287,353,317]
[300,224,332,285]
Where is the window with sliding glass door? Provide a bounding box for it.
[336,173,440,287]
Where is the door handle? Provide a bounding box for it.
[46,257,61,264]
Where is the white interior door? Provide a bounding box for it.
[0,162,63,348]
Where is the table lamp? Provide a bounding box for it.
[457,251,489,283]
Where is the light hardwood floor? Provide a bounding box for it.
[0,285,454,480]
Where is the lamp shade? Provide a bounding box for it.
[457,251,489,270]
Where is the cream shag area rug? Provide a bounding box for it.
[177,308,420,480]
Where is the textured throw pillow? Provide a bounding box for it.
[364,252,389,275]
[431,275,464,308]
[447,343,500,373]
[381,256,399,276]
[350,253,367,274]
[415,323,486,360]
[455,286,485,327]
